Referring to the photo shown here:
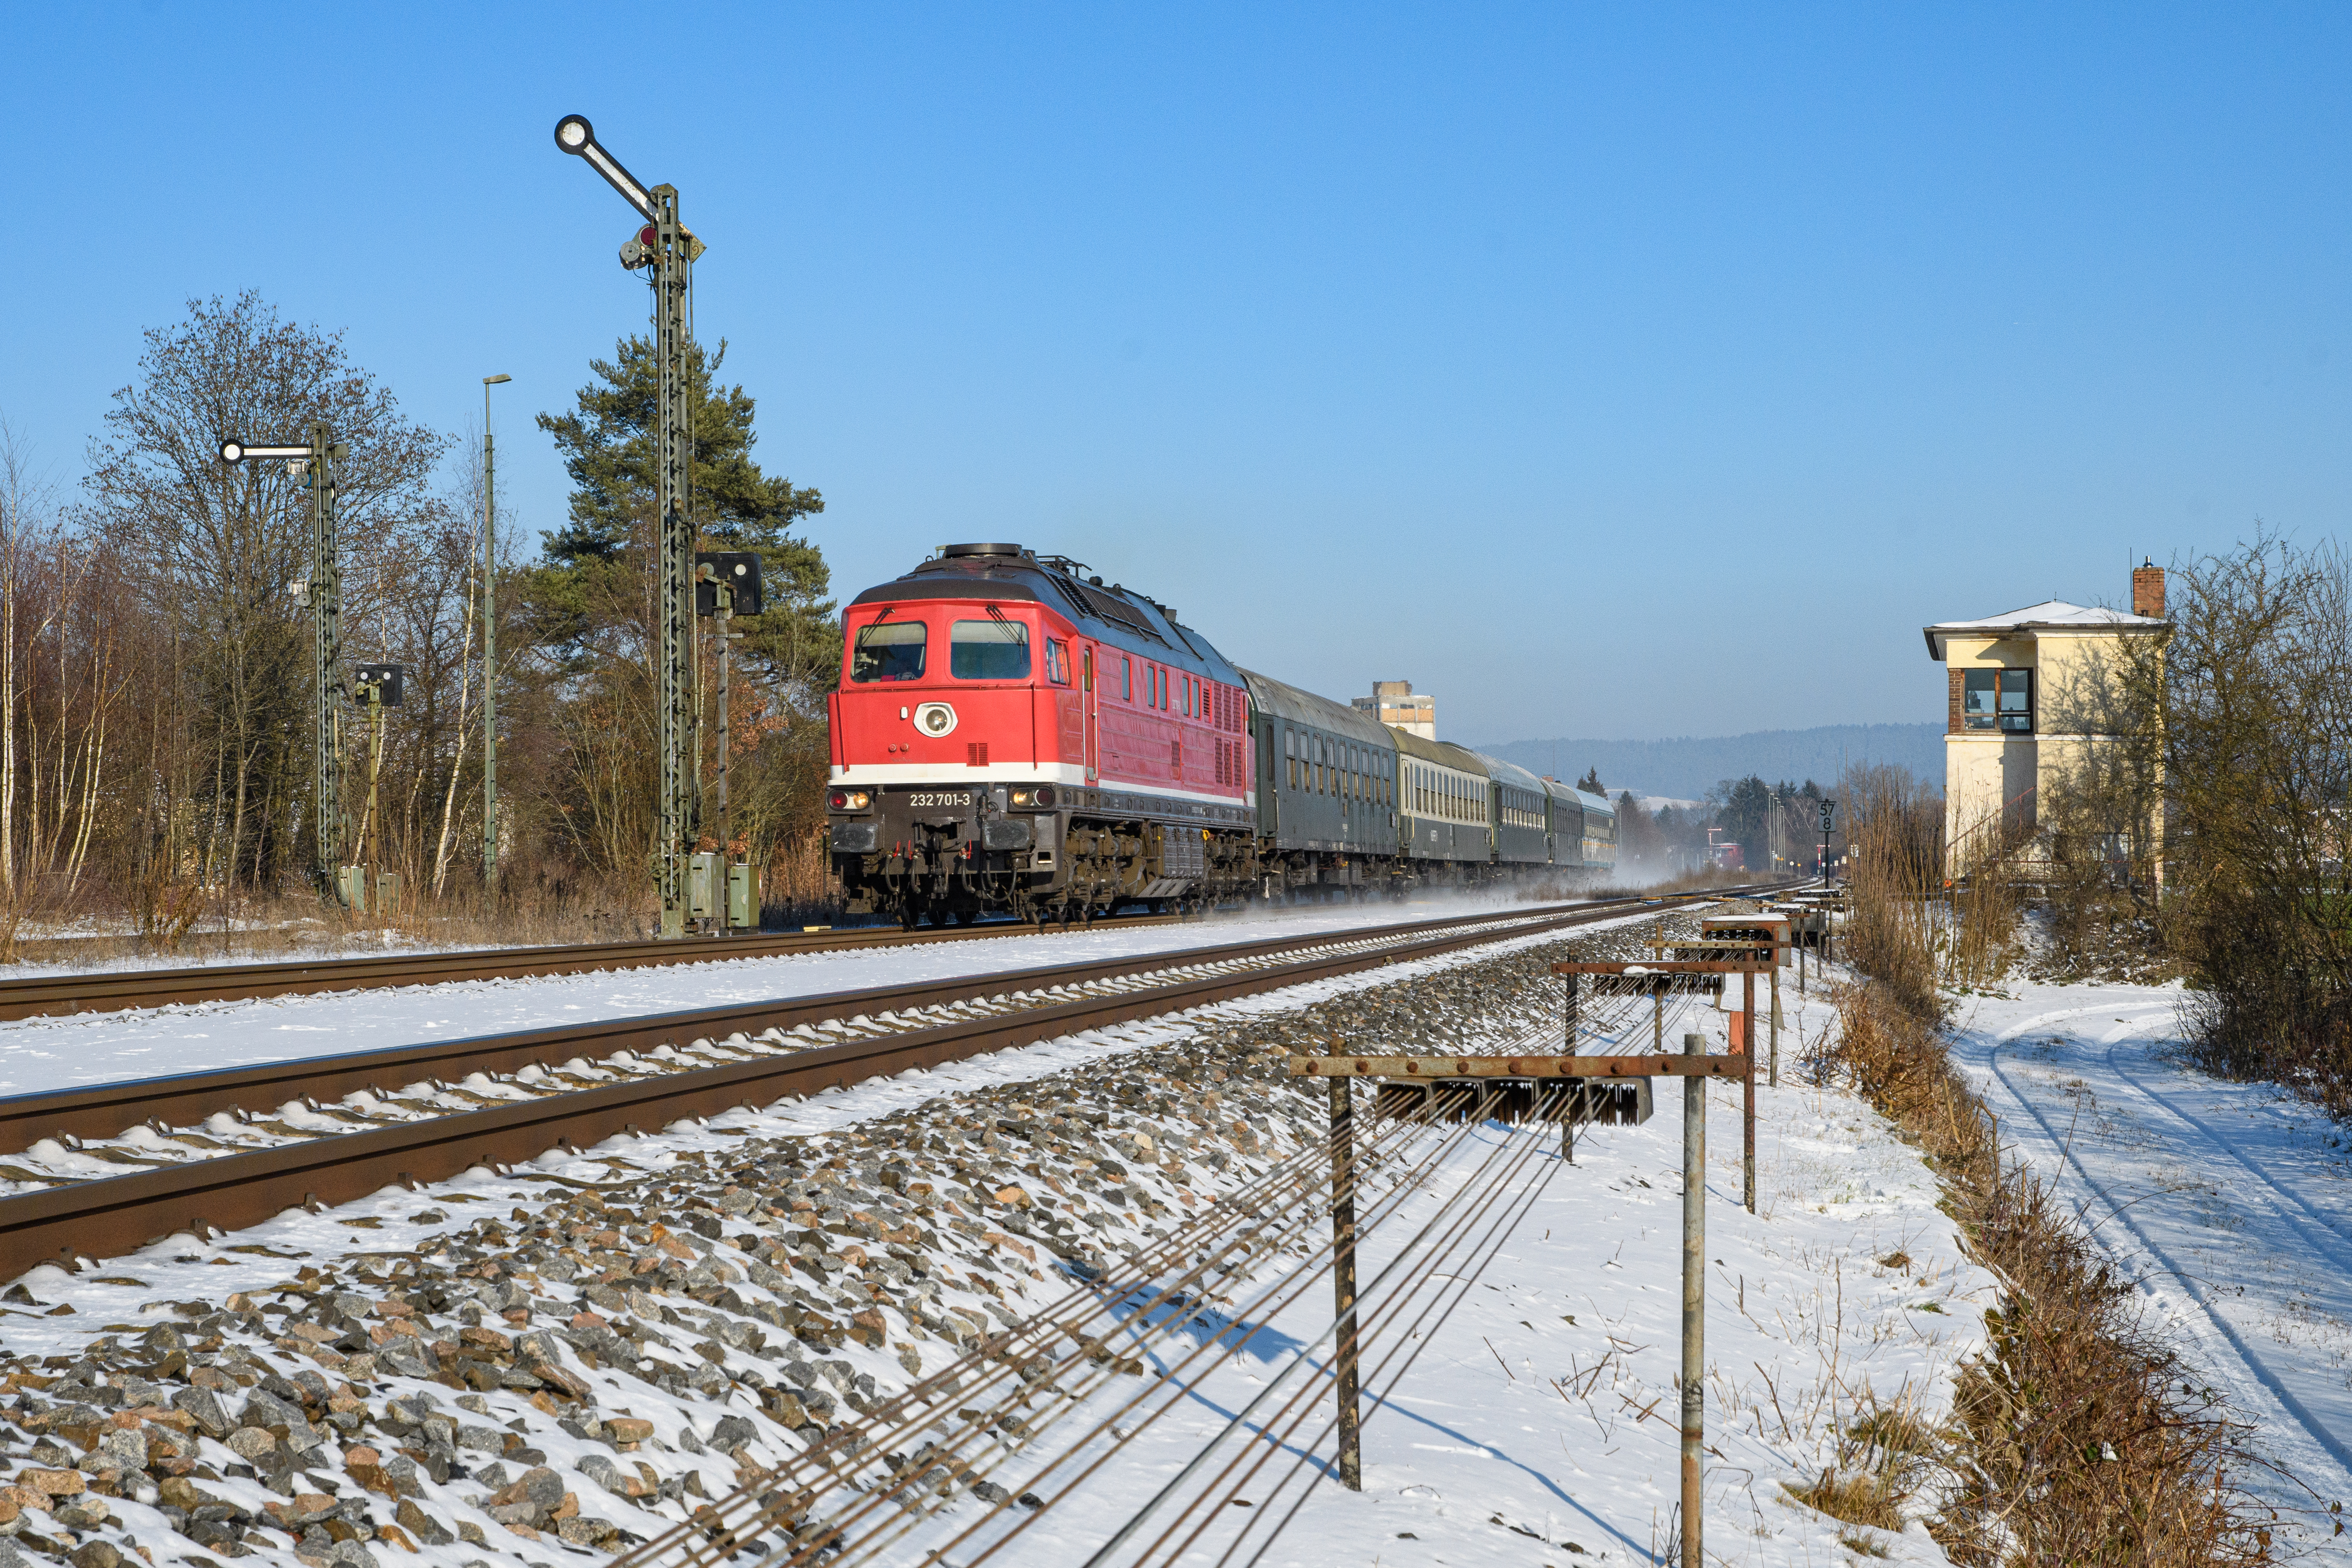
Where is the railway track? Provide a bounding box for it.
[0,907,1200,1023]
[0,884,1794,1285]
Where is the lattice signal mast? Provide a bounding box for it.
[217,429,347,897]
[554,114,706,936]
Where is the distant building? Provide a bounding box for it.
[1922,563,2169,877]
[1353,681,1435,740]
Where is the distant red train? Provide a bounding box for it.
[826,542,1615,926]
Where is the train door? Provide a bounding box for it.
[1083,647,1098,783]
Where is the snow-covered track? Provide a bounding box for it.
[1984,1017,2352,1481]
[0,887,1791,1285]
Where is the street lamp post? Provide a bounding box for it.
[218,430,348,900]
[481,374,510,898]
[555,113,705,937]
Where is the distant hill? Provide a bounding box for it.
[1469,724,1942,802]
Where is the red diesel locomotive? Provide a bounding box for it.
[827,542,1619,926]
[825,543,1256,926]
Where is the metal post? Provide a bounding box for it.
[482,374,509,896]
[1680,1029,1705,1568]
[1742,968,1757,1214]
[1769,961,1781,1089]
[1563,971,1579,1162]
[652,184,698,938]
[716,585,732,859]
[310,422,343,900]
[362,683,385,898]
[1329,1072,1361,1491]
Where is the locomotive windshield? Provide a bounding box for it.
[851,621,927,682]
[950,619,1031,679]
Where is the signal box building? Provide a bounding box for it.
[1353,681,1435,740]
[1922,563,2168,875]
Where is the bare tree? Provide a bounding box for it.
[78,292,450,893]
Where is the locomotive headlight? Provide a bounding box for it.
[828,789,870,811]
[1034,786,1056,807]
[1011,789,1032,806]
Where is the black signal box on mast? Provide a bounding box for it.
[694,552,763,616]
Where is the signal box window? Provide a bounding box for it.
[1999,669,2031,730]
[851,621,926,683]
[950,619,1030,680]
[1046,639,1071,686]
[1963,668,2033,732]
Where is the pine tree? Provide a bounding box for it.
[533,335,835,700]
[1576,765,1603,795]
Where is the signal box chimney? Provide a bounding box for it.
[2132,559,2165,618]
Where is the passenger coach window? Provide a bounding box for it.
[949,619,1030,680]
[851,621,926,683]
[1046,639,1070,686]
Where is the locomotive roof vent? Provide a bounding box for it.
[941,542,1026,558]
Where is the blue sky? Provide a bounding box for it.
[6,4,2350,745]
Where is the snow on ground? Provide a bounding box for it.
[0,894,1573,1101]
[1,918,1989,1566]
[1945,980,2352,1554]
[958,989,1987,1566]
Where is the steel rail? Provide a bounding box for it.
[0,896,1727,1157]
[0,887,1786,1284]
[0,910,1200,1022]
[0,885,1696,1023]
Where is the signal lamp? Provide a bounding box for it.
[353,663,406,706]
[828,790,870,810]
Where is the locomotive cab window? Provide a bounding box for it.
[949,619,1030,680]
[1122,655,1132,701]
[851,620,926,683]
[1045,639,1071,686]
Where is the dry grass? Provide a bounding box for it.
[3,828,855,968]
[1805,972,2276,1565]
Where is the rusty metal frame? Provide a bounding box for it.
[1286,1053,1747,1078]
